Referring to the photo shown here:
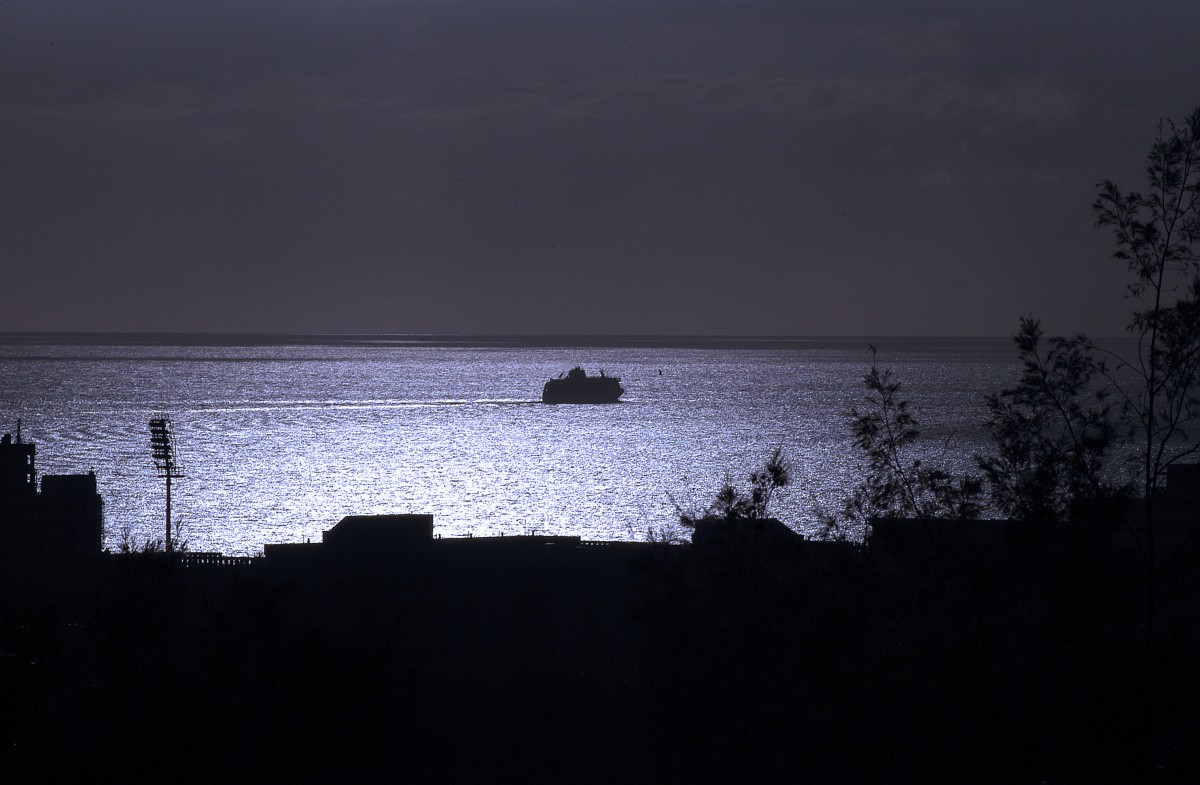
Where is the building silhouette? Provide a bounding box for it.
[0,429,104,590]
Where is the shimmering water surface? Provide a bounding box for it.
[0,336,1022,554]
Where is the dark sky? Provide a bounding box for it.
[2,1,1197,336]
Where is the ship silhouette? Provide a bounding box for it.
[541,366,624,404]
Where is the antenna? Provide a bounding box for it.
[148,414,184,552]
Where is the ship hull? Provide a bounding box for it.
[541,369,624,404]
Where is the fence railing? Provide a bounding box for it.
[175,552,260,568]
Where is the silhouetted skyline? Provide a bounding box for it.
[3,1,1196,337]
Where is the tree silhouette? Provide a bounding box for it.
[678,446,790,528]
[843,347,981,522]
[978,317,1120,523]
[1090,105,1200,642]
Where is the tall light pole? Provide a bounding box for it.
[149,414,183,553]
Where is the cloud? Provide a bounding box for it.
[2,0,1198,335]
[3,0,1083,136]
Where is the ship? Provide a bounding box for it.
[541,366,624,404]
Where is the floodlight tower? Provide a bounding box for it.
[148,414,184,552]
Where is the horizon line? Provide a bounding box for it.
[0,329,1115,341]
[0,330,1134,350]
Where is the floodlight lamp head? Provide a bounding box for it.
[148,415,182,478]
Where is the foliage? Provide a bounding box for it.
[1091,105,1200,502]
[1088,104,1200,640]
[115,518,189,555]
[977,317,1122,522]
[841,347,981,523]
[678,446,790,528]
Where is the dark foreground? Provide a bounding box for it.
[2,514,1198,784]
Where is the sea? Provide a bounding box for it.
[0,334,1030,555]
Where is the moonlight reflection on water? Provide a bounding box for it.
[0,338,1021,555]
